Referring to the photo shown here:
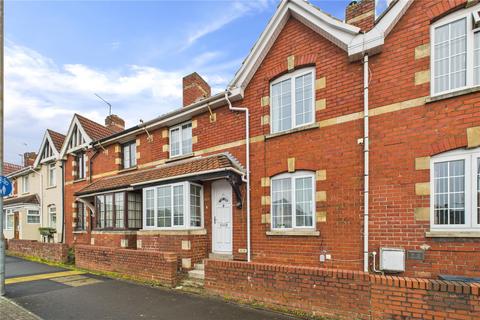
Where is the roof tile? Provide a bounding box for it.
[76,114,116,141]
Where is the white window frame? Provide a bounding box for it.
[21,175,29,194]
[270,67,315,134]
[48,163,56,187]
[169,122,193,158]
[122,141,137,169]
[270,171,316,231]
[76,152,86,180]
[27,209,40,224]
[430,4,480,96]
[430,148,480,231]
[142,181,203,230]
[48,205,57,228]
[3,209,14,230]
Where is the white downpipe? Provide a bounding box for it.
[224,91,251,262]
[363,54,369,272]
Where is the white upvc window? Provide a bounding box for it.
[48,205,57,228]
[48,163,56,187]
[270,171,315,230]
[270,67,315,134]
[3,209,14,230]
[430,148,480,231]
[27,209,40,224]
[122,141,137,169]
[22,175,29,194]
[143,181,203,230]
[169,122,192,158]
[431,4,480,96]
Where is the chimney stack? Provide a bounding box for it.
[182,72,211,107]
[345,0,375,32]
[23,152,37,167]
[105,114,125,133]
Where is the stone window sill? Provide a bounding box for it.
[265,123,319,140]
[165,153,195,163]
[425,231,480,238]
[266,230,319,237]
[73,231,87,234]
[91,230,138,235]
[427,85,480,103]
[118,166,137,174]
[73,178,86,184]
[137,228,207,236]
[46,185,57,190]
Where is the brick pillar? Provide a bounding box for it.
[345,0,375,32]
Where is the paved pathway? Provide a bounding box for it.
[4,255,299,320]
[0,296,41,320]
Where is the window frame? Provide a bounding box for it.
[169,122,193,158]
[48,205,57,228]
[75,152,86,180]
[48,163,56,187]
[270,171,316,231]
[430,4,480,96]
[142,181,204,230]
[75,202,87,231]
[21,175,29,194]
[94,191,142,230]
[122,141,137,169]
[27,209,40,224]
[430,148,480,231]
[3,209,14,230]
[270,67,316,134]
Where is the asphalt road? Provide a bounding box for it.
[4,256,299,320]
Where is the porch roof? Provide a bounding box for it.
[4,194,40,206]
[75,153,244,197]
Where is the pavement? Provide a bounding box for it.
[2,255,299,320]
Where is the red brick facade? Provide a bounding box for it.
[59,0,480,287]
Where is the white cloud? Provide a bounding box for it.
[180,0,274,51]
[4,41,235,164]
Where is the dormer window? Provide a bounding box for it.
[431,5,480,95]
[270,67,315,134]
[169,122,192,158]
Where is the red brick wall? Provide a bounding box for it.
[205,260,480,320]
[75,245,179,287]
[8,240,68,263]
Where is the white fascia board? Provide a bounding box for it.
[229,0,360,95]
[348,0,414,60]
[59,115,93,158]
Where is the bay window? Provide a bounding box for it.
[27,209,40,224]
[271,171,315,230]
[95,191,142,230]
[431,148,480,230]
[3,209,14,230]
[143,182,203,230]
[270,67,315,134]
[431,5,480,95]
[169,122,192,158]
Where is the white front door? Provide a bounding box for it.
[212,179,233,254]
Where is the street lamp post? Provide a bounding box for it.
[0,0,5,297]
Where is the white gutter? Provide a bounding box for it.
[363,54,370,273]
[224,91,251,263]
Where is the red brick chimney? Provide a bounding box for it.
[182,72,211,107]
[345,0,375,32]
[105,114,125,133]
[23,152,37,167]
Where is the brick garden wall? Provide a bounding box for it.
[75,245,179,287]
[8,239,69,263]
[205,260,480,320]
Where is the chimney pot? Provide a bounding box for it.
[105,114,125,133]
[182,72,211,107]
[345,0,375,32]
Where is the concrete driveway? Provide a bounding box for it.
[4,256,299,320]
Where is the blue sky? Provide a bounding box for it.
[5,0,386,164]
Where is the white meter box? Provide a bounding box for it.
[380,248,405,272]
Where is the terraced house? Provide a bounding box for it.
[9,0,480,318]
